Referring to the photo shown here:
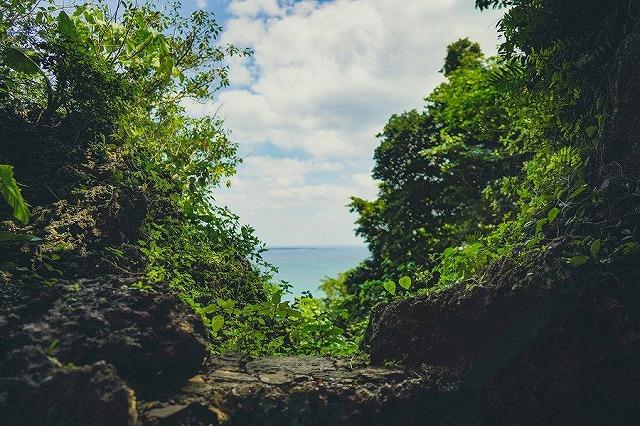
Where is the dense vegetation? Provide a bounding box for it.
[0,0,354,357]
[326,0,640,331]
[2,0,638,360]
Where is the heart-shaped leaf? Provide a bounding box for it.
[398,276,412,290]
[383,280,396,295]
[210,315,224,333]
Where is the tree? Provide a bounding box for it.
[441,38,483,76]
[343,41,521,313]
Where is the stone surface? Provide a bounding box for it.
[138,355,459,426]
[0,276,209,391]
[366,245,640,424]
[0,348,137,426]
[0,275,210,425]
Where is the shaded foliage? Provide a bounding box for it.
[335,0,640,326]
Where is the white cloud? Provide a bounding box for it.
[196,0,207,9]
[213,156,377,245]
[229,0,283,18]
[198,0,503,245]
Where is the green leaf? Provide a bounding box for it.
[568,255,589,267]
[585,126,598,137]
[590,239,602,259]
[216,298,236,310]
[210,315,224,333]
[201,303,217,314]
[0,165,30,225]
[2,47,42,75]
[57,11,76,36]
[547,207,559,222]
[383,280,396,295]
[398,276,412,290]
[535,218,548,235]
[46,338,60,356]
[271,291,282,305]
[287,309,303,319]
[568,185,587,200]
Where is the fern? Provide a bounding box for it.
[0,165,30,225]
[488,59,526,90]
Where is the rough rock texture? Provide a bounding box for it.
[0,275,460,425]
[0,182,148,281]
[0,348,137,426]
[139,355,463,426]
[2,252,639,425]
[0,276,209,389]
[366,246,640,425]
[0,275,210,425]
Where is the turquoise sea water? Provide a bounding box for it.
[262,246,370,298]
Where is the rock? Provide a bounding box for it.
[145,402,222,426]
[366,247,640,424]
[1,275,209,393]
[138,355,465,426]
[0,348,137,426]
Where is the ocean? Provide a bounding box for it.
[261,246,370,298]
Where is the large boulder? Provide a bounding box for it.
[0,348,137,425]
[366,247,640,424]
[1,276,209,390]
[0,275,210,425]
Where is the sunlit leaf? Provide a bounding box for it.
[216,298,236,310]
[0,165,30,225]
[398,276,412,290]
[210,315,224,333]
[568,255,589,267]
[383,280,396,295]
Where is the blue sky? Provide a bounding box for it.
[180,0,503,246]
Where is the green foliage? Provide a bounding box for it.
[0,165,30,225]
[337,0,640,332]
[2,46,42,74]
[342,42,521,322]
[187,287,357,356]
[398,276,412,290]
[383,280,396,296]
[0,0,356,357]
[441,38,483,76]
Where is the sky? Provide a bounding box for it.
[183,0,504,246]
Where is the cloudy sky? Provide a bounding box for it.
[186,0,503,246]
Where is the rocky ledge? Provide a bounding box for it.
[1,275,443,425]
[2,243,639,425]
[140,355,452,426]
